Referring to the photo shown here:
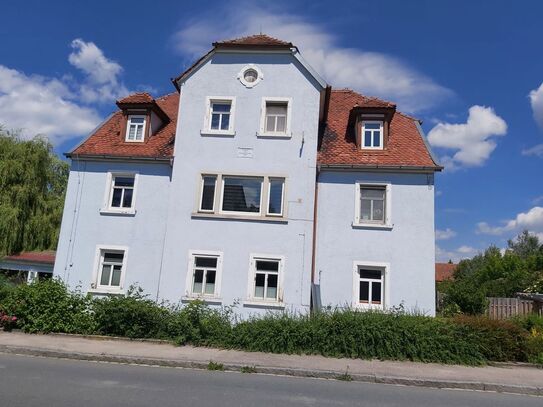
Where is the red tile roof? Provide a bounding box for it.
[70,92,179,159]
[436,263,457,282]
[213,34,293,47]
[117,92,154,104]
[3,251,56,265]
[318,89,441,169]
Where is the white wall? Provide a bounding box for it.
[315,170,436,315]
[53,160,171,297]
[158,51,323,316]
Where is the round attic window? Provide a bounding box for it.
[238,65,263,88]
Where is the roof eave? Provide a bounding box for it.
[318,163,443,173]
[65,153,173,163]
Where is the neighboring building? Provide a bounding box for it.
[435,263,457,283]
[1,251,55,282]
[54,34,441,316]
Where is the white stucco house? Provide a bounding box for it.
[54,34,442,316]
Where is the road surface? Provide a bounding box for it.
[0,353,540,406]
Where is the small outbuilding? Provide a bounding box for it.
[0,251,55,283]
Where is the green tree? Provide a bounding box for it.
[507,230,542,257]
[0,130,69,255]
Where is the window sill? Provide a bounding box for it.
[88,288,125,296]
[200,130,236,137]
[192,212,288,224]
[243,300,285,309]
[100,209,136,217]
[352,222,392,230]
[354,304,384,311]
[257,133,291,139]
[181,296,222,305]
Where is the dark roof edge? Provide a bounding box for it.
[65,153,173,164]
[414,121,443,170]
[318,164,443,173]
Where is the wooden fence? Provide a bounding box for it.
[486,297,541,319]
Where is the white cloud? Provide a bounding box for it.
[477,206,543,241]
[172,6,452,113]
[436,244,478,263]
[529,82,543,130]
[522,143,543,157]
[0,65,100,145]
[69,39,129,104]
[427,105,507,169]
[436,228,456,240]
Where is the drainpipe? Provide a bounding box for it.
[310,165,320,311]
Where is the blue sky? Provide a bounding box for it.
[1,0,542,261]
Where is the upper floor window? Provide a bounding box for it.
[362,121,383,149]
[260,98,291,137]
[126,115,146,142]
[109,175,135,210]
[238,64,263,88]
[203,97,236,135]
[354,182,391,228]
[196,174,286,219]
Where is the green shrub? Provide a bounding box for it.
[92,286,170,339]
[0,275,16,304]
[1,278,95,333]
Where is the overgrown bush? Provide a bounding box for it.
[1,278,95,333]
[2,279,542,365]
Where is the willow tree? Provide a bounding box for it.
[0,130,69,255]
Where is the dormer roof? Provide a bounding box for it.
[213,34,293,48]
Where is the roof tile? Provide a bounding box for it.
[214,34,292,47]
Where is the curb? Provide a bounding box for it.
[0,344,541,396]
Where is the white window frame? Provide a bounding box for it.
[246,254,285,305]
[198,175,217,213]
[352,261,389,310]
[101,172,139,215]
[361,120,383,150]
[237,64,264,88]
[219,175,264,217]
[185,250,223,300]
[90,245,128,294]
[266,178,285,217]
[125,115,147,142]
[259,97,292,137]
[353,181,392,228]
[201,96,236,136]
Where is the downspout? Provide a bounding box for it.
[310,165,320,312]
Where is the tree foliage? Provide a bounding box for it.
[440,231,543,315]
[0,130,68,255]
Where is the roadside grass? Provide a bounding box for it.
[207,361,224,371]
[240,366,257,373]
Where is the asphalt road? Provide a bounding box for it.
[0,353,540,407]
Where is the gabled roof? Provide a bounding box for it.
[172,33,326,90]
[68,93,179,160]
[318,89,442,171]
[436,263,457,282]
[213,34,293,48]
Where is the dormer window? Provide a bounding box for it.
[362,121,383,149]
[126,115,146,142]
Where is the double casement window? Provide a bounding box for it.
[203,97,235,134]
[197,174,286,218]
[92,247,127,292]
[260,98,291,137]
[103,173,138,214]
[354,265,386,309]
[248,255,284,303]
[354,183,391,227]
[186,251,222,299]
[361,121,383,149]
[126,115,146,142]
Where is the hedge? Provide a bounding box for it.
[1,279,542,365]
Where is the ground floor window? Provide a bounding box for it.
[354,263,386,309]
[187,251,223,298]
[248,255,284,303]
[96,249,126,289]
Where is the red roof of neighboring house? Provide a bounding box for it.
[70,92,179,159]
[436,263,457,282]
[318,89,441,169]
[213,34,293,48]
[117,92,155,104]
[3,251,56,265]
